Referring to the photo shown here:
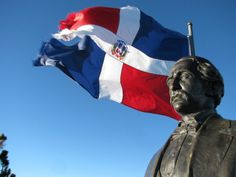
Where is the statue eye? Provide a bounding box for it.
[180,72,193,80]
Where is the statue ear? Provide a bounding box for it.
[204,81,223,106]
[205,82,215,97]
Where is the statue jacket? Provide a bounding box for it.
[145,114,236,177]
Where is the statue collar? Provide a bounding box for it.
[174,109,217,135]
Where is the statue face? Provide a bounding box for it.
[167,59,210,115]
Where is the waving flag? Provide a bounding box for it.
[35,6,188,120]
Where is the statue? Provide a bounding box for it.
[145,56,236,177]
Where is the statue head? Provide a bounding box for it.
[167,56,224,115]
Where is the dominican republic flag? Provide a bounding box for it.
[35,6,188,120]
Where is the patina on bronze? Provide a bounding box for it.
[145,56,236,177]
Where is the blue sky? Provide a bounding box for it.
[1,0,236,177]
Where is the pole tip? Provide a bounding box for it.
[187,22,193,26]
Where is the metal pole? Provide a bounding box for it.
[187,22,195,56]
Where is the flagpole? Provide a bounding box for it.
[187,22,195,57]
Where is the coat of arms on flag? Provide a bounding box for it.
[111,40,128,60]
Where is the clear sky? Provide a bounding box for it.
[1,0,236,177]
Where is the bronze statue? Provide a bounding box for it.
[145,56,236,177]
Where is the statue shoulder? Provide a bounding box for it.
[207,115,236,136]
[229,119,236,136]
[218,116,236,136]
[229,118,236,126]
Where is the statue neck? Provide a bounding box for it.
[181,108,217,125]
